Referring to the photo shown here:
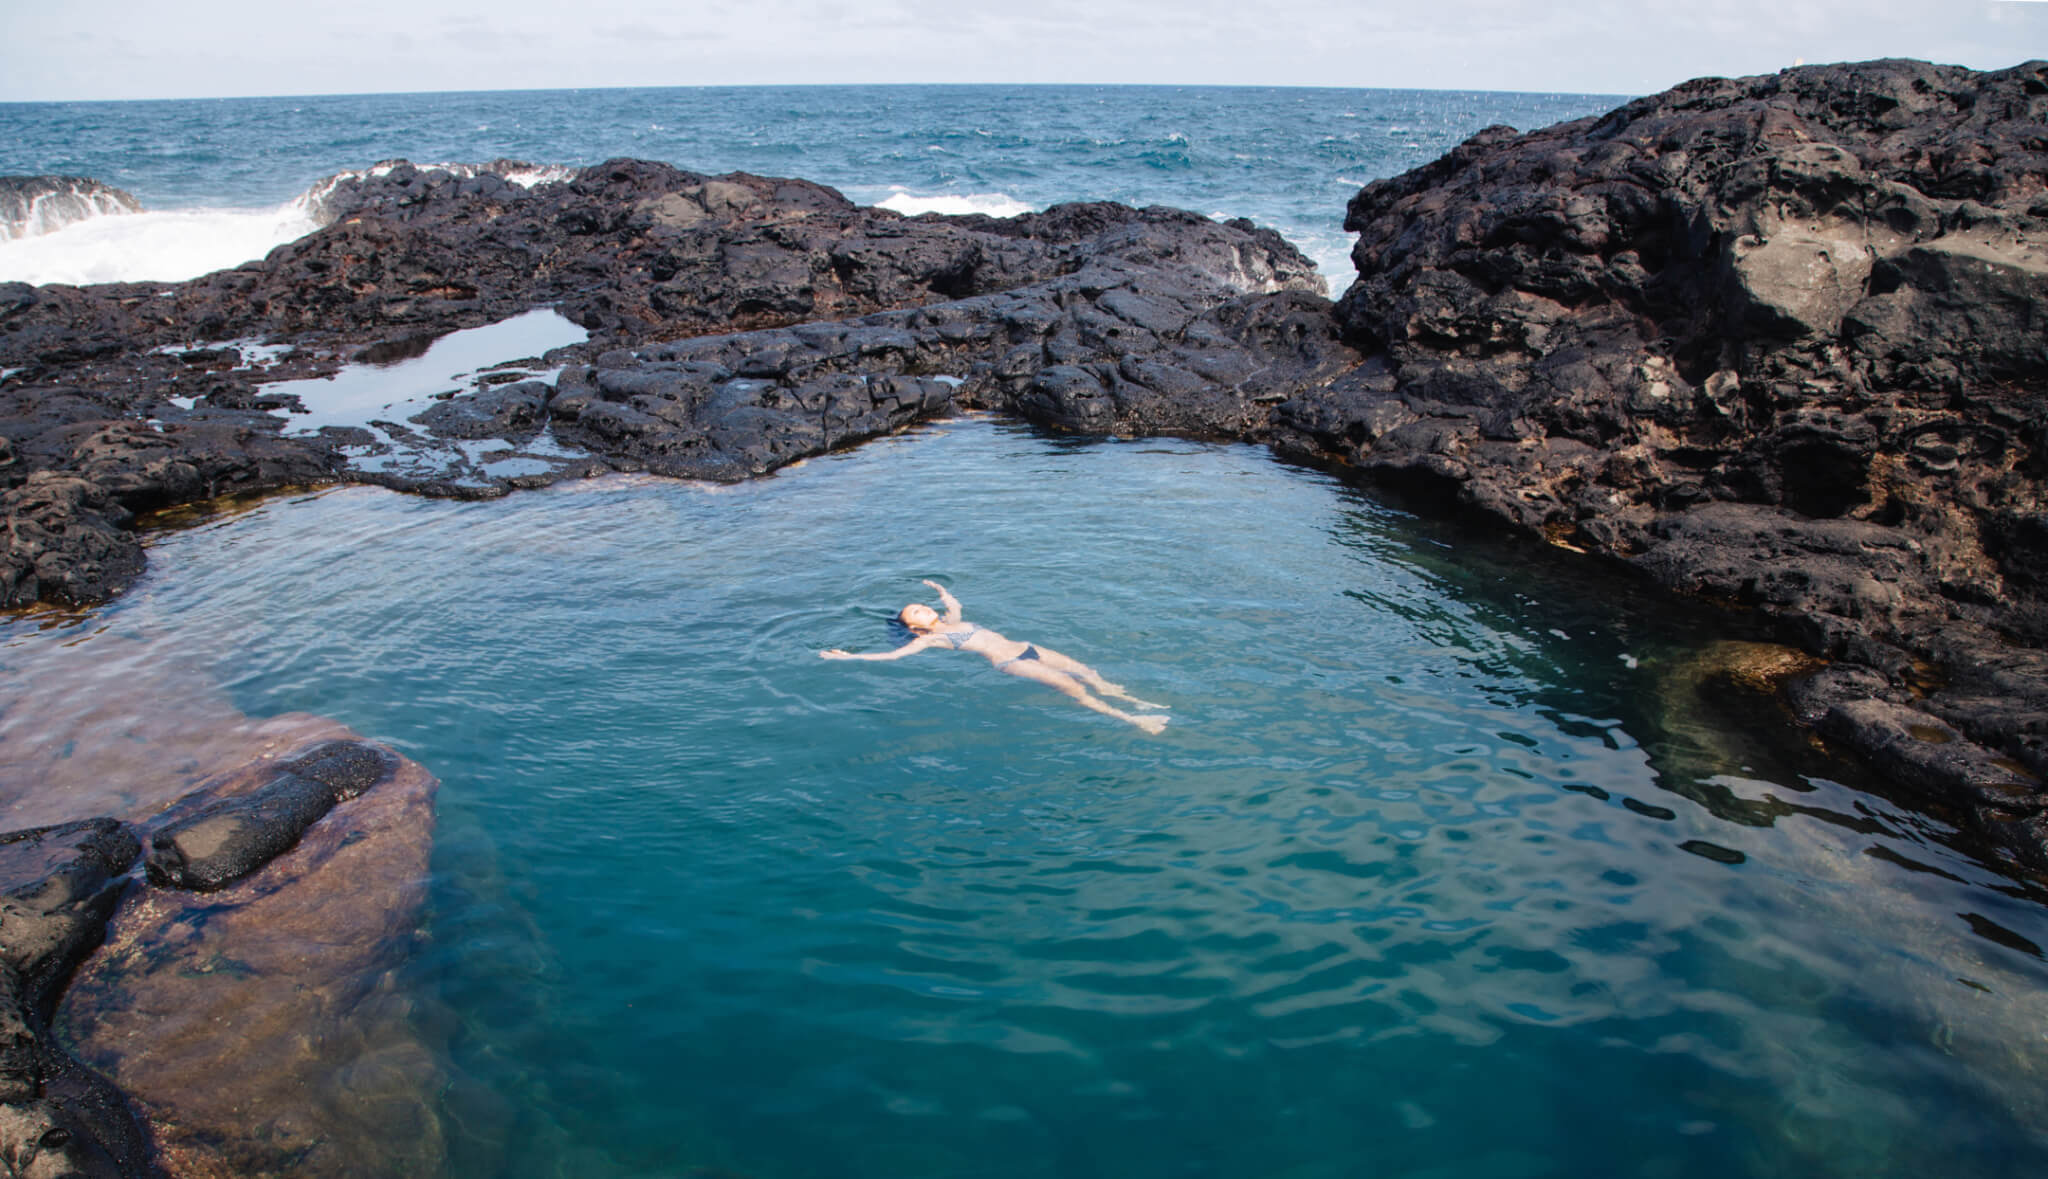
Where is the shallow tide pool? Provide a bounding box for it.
[7,417,2048,1177]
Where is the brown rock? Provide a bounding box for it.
[57,731,442,1178]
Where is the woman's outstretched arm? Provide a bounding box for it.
[821,635,939,661]
[923,579,963,623]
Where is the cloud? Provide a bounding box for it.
[2,0,2042,100]
[595,23,710,44]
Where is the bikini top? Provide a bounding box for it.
[941,624,981,649]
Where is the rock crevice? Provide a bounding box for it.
[1268,58,2048,870]
[3,60,2048,874]
[1,738,431,1177]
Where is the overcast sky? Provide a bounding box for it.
[5,0,2045,102]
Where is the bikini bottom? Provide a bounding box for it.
[997,645,1041,670]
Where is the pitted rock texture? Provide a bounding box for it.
[0,820,159,1178]
[63,737,442,1179]
[0,159,1325,605]
[552,238,1351,480]
[0,730,437,1178]
[1268,59,2048,870]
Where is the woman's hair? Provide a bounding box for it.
[887,616,915,643]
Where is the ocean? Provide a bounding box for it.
[6,84,2048,1179]
[0,84,1618,288]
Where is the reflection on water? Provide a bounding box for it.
[256,308,587,433]
[4,418,2046,1178]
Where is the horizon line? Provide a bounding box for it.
[0,77,1648,107]
[9,54,2039,110]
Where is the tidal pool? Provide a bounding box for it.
[7,416,2048,1177]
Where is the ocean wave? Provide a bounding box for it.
[874,188,1035,219]
[298,159,573,221]
[0,160,575,287]
[0,204,319,286]
[0,176,143,243]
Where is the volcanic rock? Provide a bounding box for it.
[144,740,399,891]
[60,732,442,1178]
[0,177,142,243]
[0,160,1325,598]
[0,820,158,1178]
[7,60,2048,875]
[0,623,445,1177]
[1268,58,2048,869]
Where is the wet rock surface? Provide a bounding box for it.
[0,733,436,1178]
[144,741,398,892]
[0,177,142,243]
[0,158,1324,604]
[1,57,2046,992]
[1267,58,2048,872]
[62,737,441,1179]
[0,820,157,1179]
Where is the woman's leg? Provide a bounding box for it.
[1003,659,1168,734]
[1030,646,1167,710]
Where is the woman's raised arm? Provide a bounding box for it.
[923,579,963,622]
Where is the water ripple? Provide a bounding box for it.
[5,420,2047,1177]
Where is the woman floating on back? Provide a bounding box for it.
[822,580,1169,734]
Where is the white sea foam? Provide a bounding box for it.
[300,160,573,222]
[1305,237,1354,286]
[873,188,1035,219]
[0,161,576,288]
[0,204,321,286]
[0,185,140,243]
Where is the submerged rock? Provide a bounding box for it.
[144,740,398,891]
[4,59,2048,871]
[1270,58,2048,871]
[58,731,441,1178]
[0,819,158,1178]
[0,700,439,1179]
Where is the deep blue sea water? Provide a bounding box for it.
[3,85,2048,1177]
[0,84,1616,284]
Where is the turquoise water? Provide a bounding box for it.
[8,82,2047,1176]
[11,419,2048,1176]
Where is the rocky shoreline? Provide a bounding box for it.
[2,732,435,1177]
[2,57,2046,1174]
[1281,57,2048,871]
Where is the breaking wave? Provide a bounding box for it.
[0,161,573,287]
[297,158,575,223]
[871,187,1036,218]
[0,176,143,243]
[0,204,318,287]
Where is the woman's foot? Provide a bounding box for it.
[1132,714,1169,736]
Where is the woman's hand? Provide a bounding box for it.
[923,579,962,619]
[820,648,852,659]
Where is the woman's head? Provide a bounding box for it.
[898,602,940,632]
